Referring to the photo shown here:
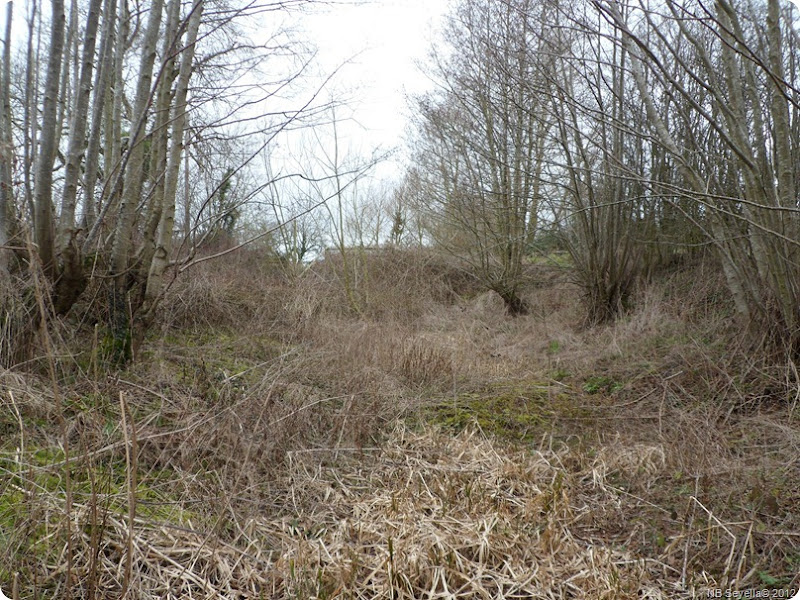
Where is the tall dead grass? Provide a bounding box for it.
[1,248,798,598]
[0,276,43,368]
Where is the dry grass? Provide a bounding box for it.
[3,420,790,598]
[269,424,678,600]
[1,249,799,598]
[0,276,42,369]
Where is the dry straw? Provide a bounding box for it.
[38,422,718,600]
[5,421,730,599]
[265,424,694,599]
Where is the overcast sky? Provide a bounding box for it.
[295,0,449,170]
[0,0,447,183]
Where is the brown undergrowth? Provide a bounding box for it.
[0,248,798,598]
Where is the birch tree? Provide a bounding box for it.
[0,0,342,364]
[53,0,103,312]
[138,0,204,335]
[0,2,12,278]
[32,0,65,277]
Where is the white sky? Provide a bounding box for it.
[0,0,448,158]
[295,0,448,170]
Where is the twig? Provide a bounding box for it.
[119,391,138,598]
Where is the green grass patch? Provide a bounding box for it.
[0,445,192,540]
[0,444,195,595]
[153,328,288,390]
[582,375,623,395]
[426,380,580,442]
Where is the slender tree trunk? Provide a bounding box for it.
[99,0,127,234]
[82,0,117,229]
[138,0,181,276]
[33,0,66,277]
[58,0,103,246]
[137,0,203,346]
[0,1,13,278]
[106,0,164,361]
[49,0,103,313]
[55,0,76,151]
[183,128,191,242]
[22,0,37,221]
[765,0,798,343]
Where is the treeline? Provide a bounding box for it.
[0,0,331,364]
[401,0,800,357]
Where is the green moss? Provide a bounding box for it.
[64,392,112,415]
[0,488,25,533]
[1,446,191,527]
[427,381,567,442]
[0,451,193,598]
[152,328,288,392]
[0,444,195,597]
[102,328,132,365]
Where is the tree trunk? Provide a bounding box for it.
[52,0,103,313]
[137,0,181,278]
[107,0,164,362]
[33,0,66,278]
[0,1,13,278]
[22,0,37,222]
[496,287,529,316]
[82,0,117,229]
[135,0,204,354]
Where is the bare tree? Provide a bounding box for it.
[302,107,387,313]
[32,0,65,277]
[104,0,164,360]
[264,161,325,277]
[137,0,204,342]
[0,0,350,364]
[80,0,117,229]
[0,1,13,278]
[547,1,647,323]
[595,0,800,354]
[408,0,552,314]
